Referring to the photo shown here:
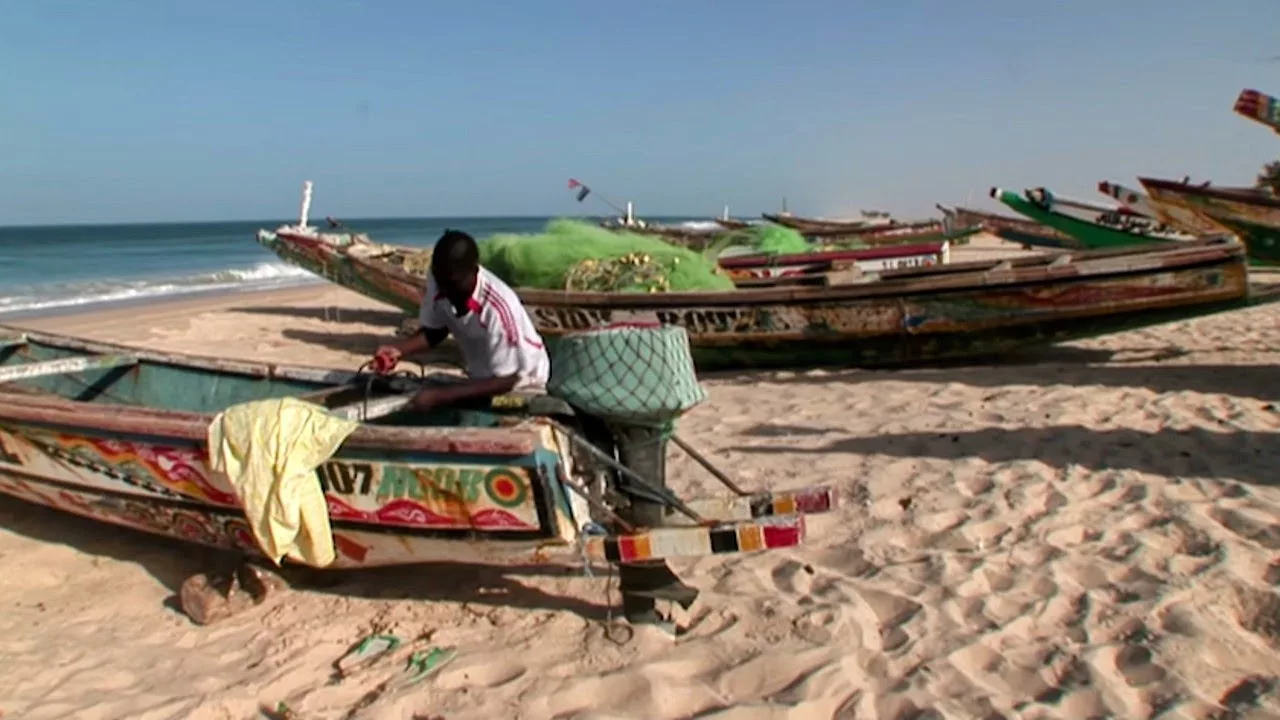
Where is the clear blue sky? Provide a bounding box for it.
[2,0,1278,224]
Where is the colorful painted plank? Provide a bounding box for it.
[1235,89,1280,135]
[583,514,807,564]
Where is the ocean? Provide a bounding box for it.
[0,216,713,319]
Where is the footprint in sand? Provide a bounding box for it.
[769,559,814,597]
[1234,587,1280,648]
[847,587,922,654]
[1210,507,1280,550]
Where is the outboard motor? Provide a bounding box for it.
[547,322,708,625]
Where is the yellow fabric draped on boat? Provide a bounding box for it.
[207,397,360,568]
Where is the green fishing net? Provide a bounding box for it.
[478,219,734,293]
[703,222,811,258]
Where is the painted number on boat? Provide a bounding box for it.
[317,462,531,508]
[316,461,375,495]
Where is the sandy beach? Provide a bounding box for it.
[2,238,1280,719]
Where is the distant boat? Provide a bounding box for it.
[936,204,1079,250]
[760,211,894,234]
[992,186,1196,251]
[1097,180,1230,237]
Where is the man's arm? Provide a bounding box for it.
[410,373,519,409]
[389,326,449,357]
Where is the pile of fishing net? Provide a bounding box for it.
[478,219,734,293]
[703,223,811,258]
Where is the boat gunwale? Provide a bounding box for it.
[0,326,541,456]
[938,205,1078,242]
[268,230,1248,308]
[1138,176,1280,211]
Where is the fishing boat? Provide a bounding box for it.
[713,206,754,231]
[935,204,1077,250]
[0,325,835,626]
[760,212,895,235]
[1097,181,1230,237]
[801,218,980,247]
[256,215,1260,369]
[992,187,1197,250]
[1234,89,1280,135]
[1138,177,1280,265]
[719,242,949,284]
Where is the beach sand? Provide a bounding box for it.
[2,237,1280,718]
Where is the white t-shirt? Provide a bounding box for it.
[418,266,550,392]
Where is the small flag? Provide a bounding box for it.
[568,179,591,202]
[1235,89,1280,133]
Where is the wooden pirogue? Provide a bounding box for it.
[0,326,835,625]
[256,222,1262,370]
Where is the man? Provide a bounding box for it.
[371,230,550,410]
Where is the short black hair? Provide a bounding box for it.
[432,229,479,271]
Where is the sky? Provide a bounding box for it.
[1,0,1279,225]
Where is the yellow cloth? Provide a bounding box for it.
[207,397,360,568]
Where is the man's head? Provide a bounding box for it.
[431,229,480,302]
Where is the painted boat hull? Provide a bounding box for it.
[256,229,1259,370]
[812,222,980,247]
[1138,178,1280,266]
[938,205,1078,249]
[718,242,949,280]
[761,213,882,233]
[0,329,827,571]
[1097,181,1230,237]
[992,188,1186,251]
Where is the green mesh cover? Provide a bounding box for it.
[547,323,707,426]
[478,219,734,292]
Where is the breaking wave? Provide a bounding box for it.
[0,262,319,316]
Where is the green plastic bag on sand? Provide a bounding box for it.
[478,219,734,293]
[548,324,707,427]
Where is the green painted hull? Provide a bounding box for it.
[1196,216,1280,265]
[994,189,1172,251]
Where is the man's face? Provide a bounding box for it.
[435,265,477,303]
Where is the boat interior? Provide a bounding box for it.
[0,329,571,431]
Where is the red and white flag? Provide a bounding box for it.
[567,178,591,202]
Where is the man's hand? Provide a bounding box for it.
[371,345,402,374]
